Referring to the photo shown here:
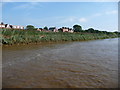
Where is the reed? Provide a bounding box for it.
[1,29,118,45]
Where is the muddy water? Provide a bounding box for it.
[2,38,118,88]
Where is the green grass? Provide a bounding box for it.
[1,28,118,45]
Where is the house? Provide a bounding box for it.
[0,23,12,29]
[12,25,24,29]
[61,27,69,32]
[0,22,24,29]
[37,29,50,32]
[37,28,43,31]
[58,27,74,33]
[0,22,6,28]
[49,27,58,32]
[68,28,74,33]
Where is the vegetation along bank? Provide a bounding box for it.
[1,24,120,45]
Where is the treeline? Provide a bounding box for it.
[73,25,120,36]
[84,28,120,37]
[25,24,120,36]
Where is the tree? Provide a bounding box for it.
[101,31,107,34]
[73,25,82,32]
[87,28,94,33]
[1,22,4,25]
[94,30,100,33]
[43,26,48,30]
[9,25,13,28]
[114,31,119,34]
[49,27,56,31]
[26,25,35,30]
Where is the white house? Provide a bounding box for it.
[0,24,5,28]
[0,22,24,29]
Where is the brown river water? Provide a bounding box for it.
[2,38,118,88]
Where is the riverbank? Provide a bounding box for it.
[1,29,119,45]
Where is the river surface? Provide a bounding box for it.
[2,38,118,88]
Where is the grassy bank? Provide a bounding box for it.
[1,29,119,45]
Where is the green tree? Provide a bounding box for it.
[114,31,119,34]
[87,28,94,33]
[26,25,35,30]
[43,26,48,30]
[73,25,82,32]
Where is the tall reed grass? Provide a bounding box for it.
[1,29,118,45]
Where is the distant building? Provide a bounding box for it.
[0,22,5,28]
[12,25,24,29]
[49,27,58,32]
[0,22,24,29]
[37,28,43,31]
[58,27,74,33]
[62,27,69,32]
[68,28,74,33]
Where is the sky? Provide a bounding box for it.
[1,1,118,32]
